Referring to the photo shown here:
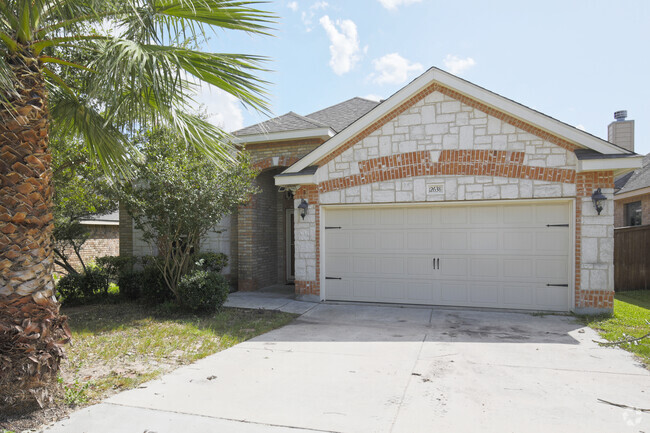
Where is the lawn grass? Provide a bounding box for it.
[582,290,650,368]
[60,302,297,404]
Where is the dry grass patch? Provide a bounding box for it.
[0,302,296,432]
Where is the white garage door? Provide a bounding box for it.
[323,202,571,311]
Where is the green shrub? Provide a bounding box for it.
[177,270,230,312]
[193,252,228,273]
[56,273,84,304]
[139,262,174,305]
[96,256,135,283]
[118,271,143,300]
[56,268,109,305]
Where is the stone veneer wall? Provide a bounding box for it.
[293,89,615,312]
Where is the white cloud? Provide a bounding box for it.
[319,15,361,76]
[378,0,422,10]
[576,124,586,131]
[287,1,298,11]
[369,53,423,85]
[301,1,329,31]
[194,86,244,133]
[442,55,476,75]
[363,94,383,102]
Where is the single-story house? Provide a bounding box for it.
[121,67,643,313]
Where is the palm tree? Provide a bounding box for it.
[0,0,274,412]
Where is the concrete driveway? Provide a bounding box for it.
[45,300,650,433]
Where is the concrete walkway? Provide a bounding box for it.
[44,293,650,433]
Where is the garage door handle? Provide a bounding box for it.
[326,277,342,280]
[546,284,568,287]
[432,258,440,270]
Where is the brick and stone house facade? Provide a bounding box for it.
[274,68,640,314]
[121,67,641,313]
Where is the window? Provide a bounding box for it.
[624,201,642,226]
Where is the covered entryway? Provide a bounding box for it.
[323,200,572,311]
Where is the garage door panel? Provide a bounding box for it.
[439,257,467,277]
[503,231,533,252]
[503,259,533,278]
[406,207,433,225]
[377,280,407,301]
[469,282,499,305]
[351,232,376,249]
[503,205,533,225]
[535,259,568,280]
[407,231,432,250]
[441,232,467,250]
[470,232,499,250]
[535,203,569,225]
[407,281,437,302]
[502,284,534,307]
[379,231,404,250]
[378,257,405,275]
[379,208,404,225]
[441,206,467,225]
[324,202,570,311]
[471,206,498,224]
[406,256,434,276]
[535,231,569,253]
[470,258,499,278]
[440,281,468,303]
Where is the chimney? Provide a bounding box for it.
[607,110,634,152]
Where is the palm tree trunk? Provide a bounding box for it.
[0,52,70,413]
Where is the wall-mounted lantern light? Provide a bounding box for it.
[591,188,607,215]
[298,199,309,220]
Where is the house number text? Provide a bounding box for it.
[427,184,444,194]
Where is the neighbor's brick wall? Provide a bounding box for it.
[246,138,323,164]
[301,89,615,311]
[57,224,119,273]
[119,202,133,257]
[614,192,650,227]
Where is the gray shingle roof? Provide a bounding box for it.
[305,97,380,133]
[233,97,380,137]
[233,112,329,136]
[616,153,650,194]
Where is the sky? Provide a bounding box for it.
[195,0,650,155]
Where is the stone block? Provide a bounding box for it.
[425,123,449,135]
[435,114,455,123]
[442,134,459,149]
[354,148,368,161]
[396,191,413,202]
[547,154,567,167]
[361,185,372,202]
[441,101,461,113]
[399,141,417,153]
[424,92,445,103]
[373,190,395,202]
[399,113,421,126]
[501,184,519,198]
[413,179,426,201]
[581,238,598,263]
[455,112,469,125]
[487,117,501,134]
[421,105,436,123]
[533,184,561,198]
[364,136,378,148]
[599,237,614,263]
[459,126,474,149]
[484,185,500,199]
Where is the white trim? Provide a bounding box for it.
[79,220,119,226]
[285,208,295,282]
[275,174,317,186]
[284,67,633,175]
[577,155,643,173]
[233,127,335,145]
[320,198,574,311]
[614,185,650,200]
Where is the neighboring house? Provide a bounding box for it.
[122,67,643,314]
[57,211,120,272]
[614,153,650,227]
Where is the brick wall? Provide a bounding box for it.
[56,224,119,273]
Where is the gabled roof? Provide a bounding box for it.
[278,67,642,183]
[616,153,650,195]
[232,98,380,144]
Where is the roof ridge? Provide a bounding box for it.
[287,111,330,128]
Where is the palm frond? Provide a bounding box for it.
[49,90,135,177]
